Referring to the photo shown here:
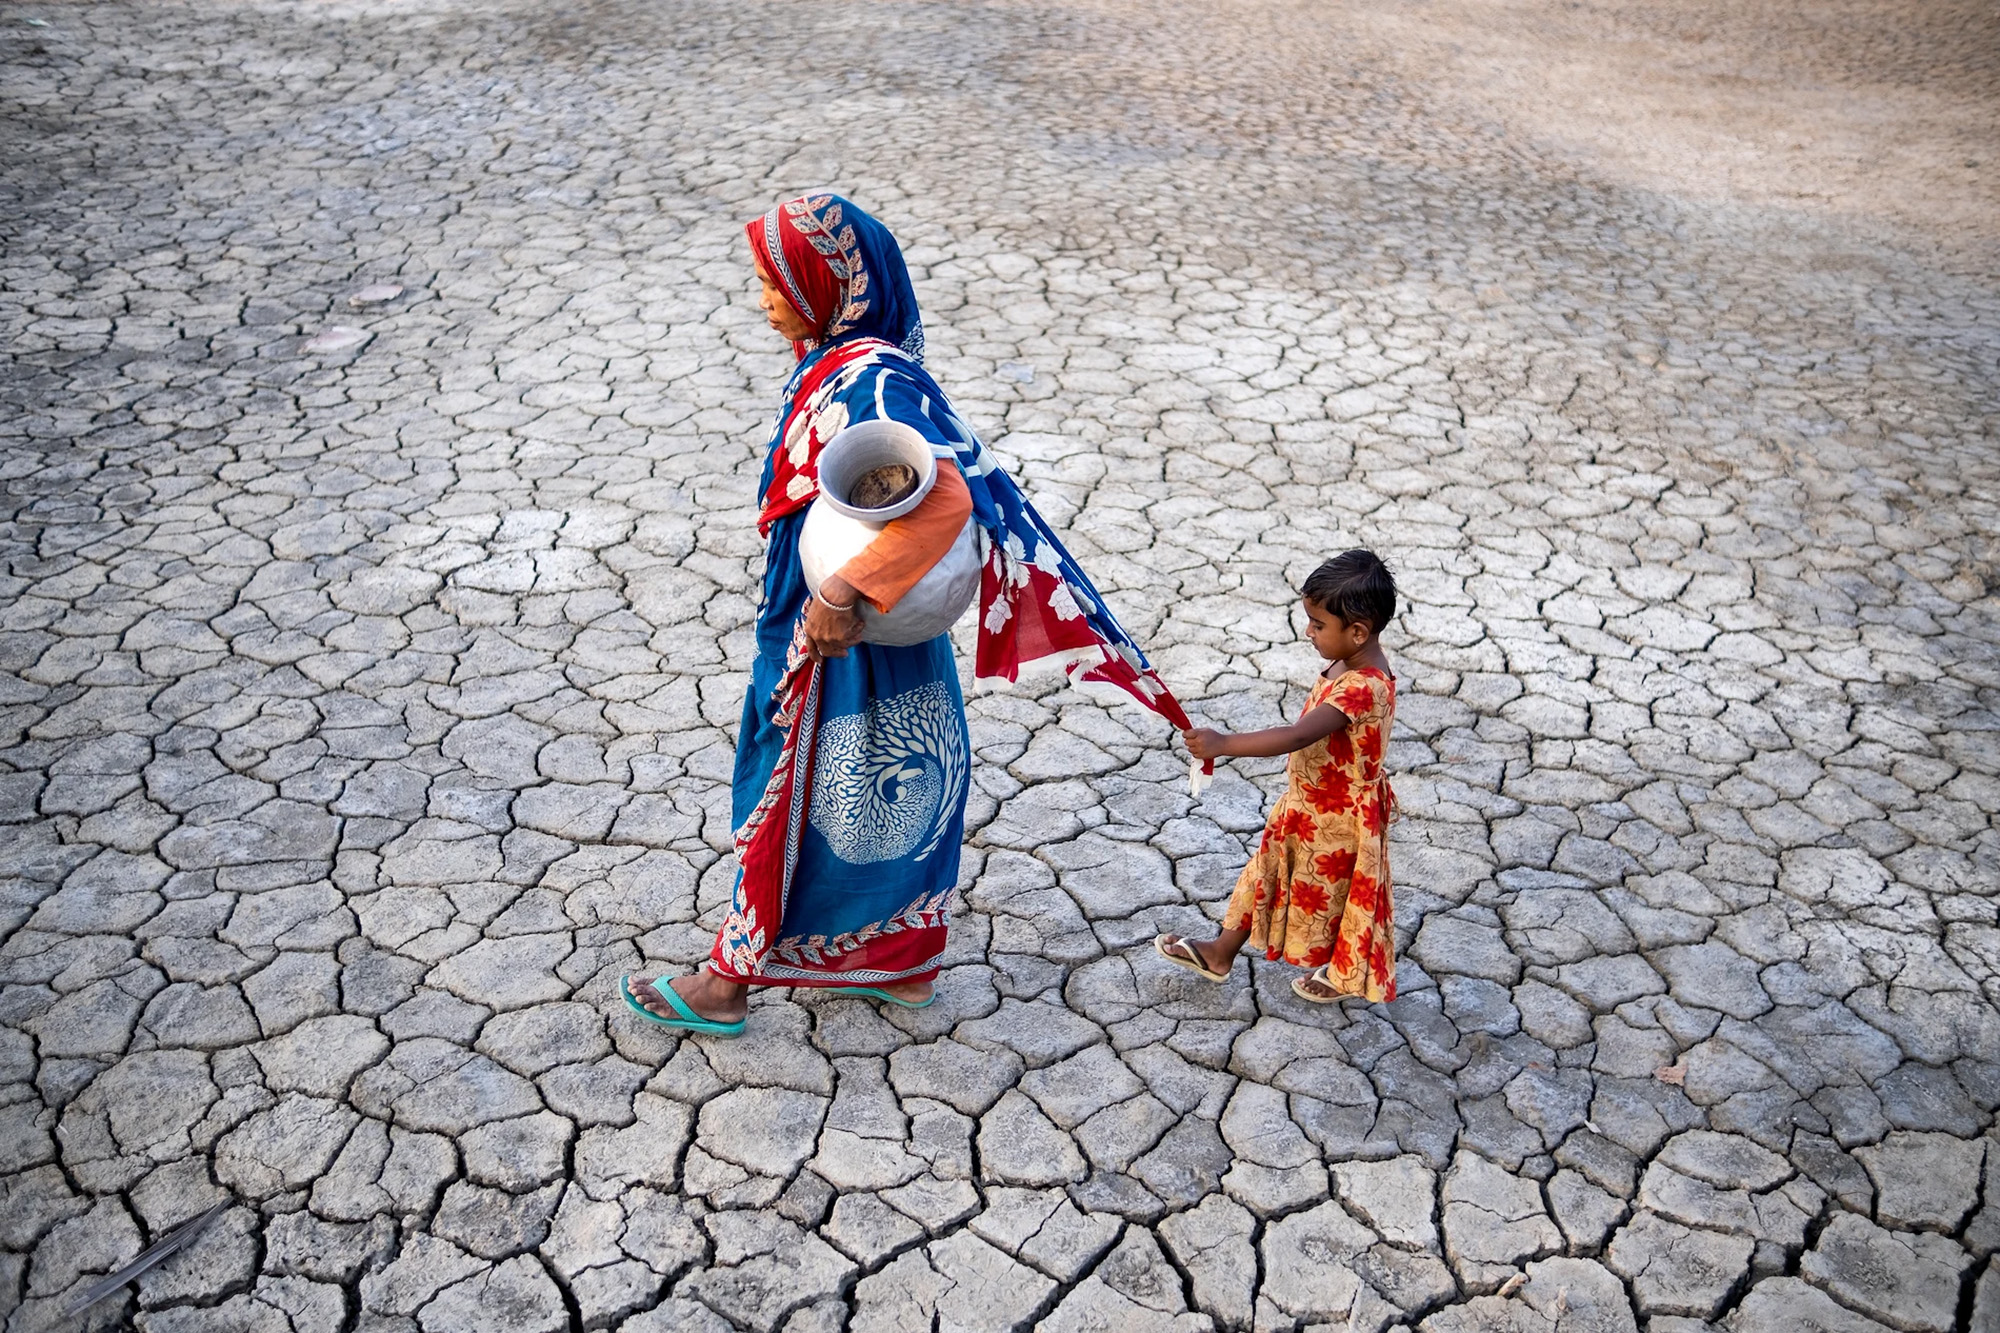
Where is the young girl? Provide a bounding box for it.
[1155,550,1400,1004]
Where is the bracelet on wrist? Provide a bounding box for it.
[814,588,857,613]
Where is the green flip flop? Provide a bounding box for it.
[620,975,747,1037]
[837,985,936,1009]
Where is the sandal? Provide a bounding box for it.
[1154,934,1230,983]
[619,975,747,1037]
[836,985,936,1009]
[1290,967,1346,1005]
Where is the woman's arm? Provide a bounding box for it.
[1183,704,1348,760]
[835,463,972,613]
[804,571,867,660]
[803,461,971,660]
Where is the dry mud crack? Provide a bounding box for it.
[1,0,1997,1330]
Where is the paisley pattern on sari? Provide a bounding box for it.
[711,195,1198,987]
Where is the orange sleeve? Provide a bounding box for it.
[837,463,974,614]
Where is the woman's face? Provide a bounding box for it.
[755,264,817,342]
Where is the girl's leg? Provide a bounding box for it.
[1194,927,1251,973]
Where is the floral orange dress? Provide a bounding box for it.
[1222,666,1397,1002]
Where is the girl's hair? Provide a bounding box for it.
[1302,550,1397,635]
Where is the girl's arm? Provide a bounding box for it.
[1184,703,1348,760]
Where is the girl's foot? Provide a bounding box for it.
[1290,967,1348,1004]
[628,970,749,1024]
[1154,933,1231,982]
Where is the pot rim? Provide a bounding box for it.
[815,419,939,521]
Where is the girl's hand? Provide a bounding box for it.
[1183,727,1228,761]
[805,578,866,660]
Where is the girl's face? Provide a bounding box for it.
[1303,597,1372,661]
[755,262,817,342]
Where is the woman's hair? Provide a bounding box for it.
[1302,550,1397,636]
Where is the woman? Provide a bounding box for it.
[622,194,1195,1035]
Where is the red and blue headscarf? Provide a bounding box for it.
[747,193,926,364]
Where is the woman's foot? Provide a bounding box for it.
[831,979,937,1008]
[873,979,933,1005]
[628,970,749,1024]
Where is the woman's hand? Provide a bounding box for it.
[805,576,867,660]
[1182,727,1229,761]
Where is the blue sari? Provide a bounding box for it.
[709,195,1195,986]
[714,487,967,985]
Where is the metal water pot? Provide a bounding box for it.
[797,420,980,646]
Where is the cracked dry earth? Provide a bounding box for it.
[2,0,1999,1330]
